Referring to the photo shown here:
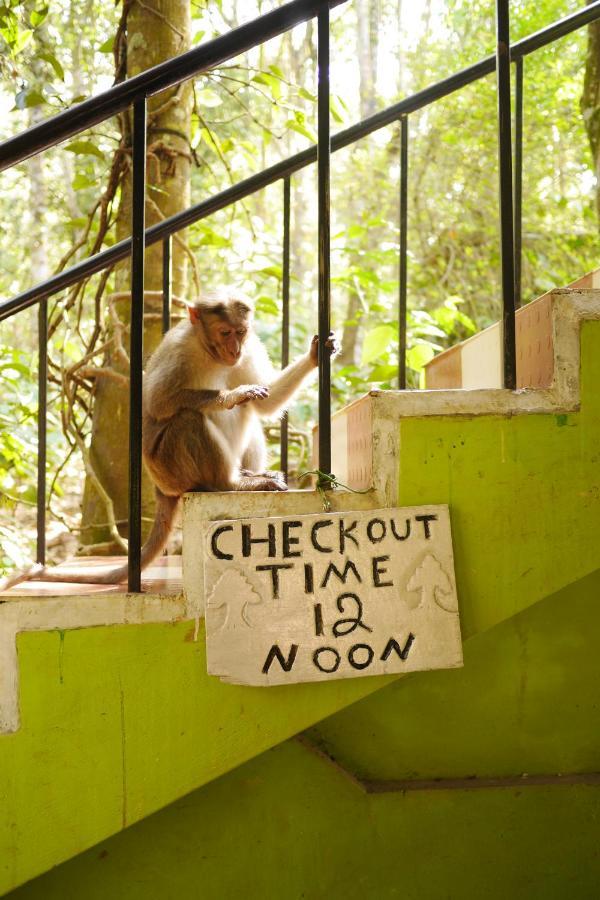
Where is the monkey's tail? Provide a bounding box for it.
[0,491,180,590]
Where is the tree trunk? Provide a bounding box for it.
[582,15,600,223]
[338,0,380,370]
[27,107,48,286]
[80,0,192,552]
[356,0,375,118]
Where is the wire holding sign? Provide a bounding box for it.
[201,506,463,687]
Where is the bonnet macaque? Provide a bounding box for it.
[3,289,338,588]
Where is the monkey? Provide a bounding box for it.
[0,288,338,589]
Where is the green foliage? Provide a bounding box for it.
[0,347,39,500]
[0,347,40,573]
[0,1,33,59]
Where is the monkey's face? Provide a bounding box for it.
[207,317,249,366]
[189,297,253,366]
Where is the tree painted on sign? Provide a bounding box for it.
[406,554,455,612]
[206,568,265,634]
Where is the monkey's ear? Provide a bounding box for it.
[188,305,202,325]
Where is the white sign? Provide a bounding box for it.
[203,505,462,686]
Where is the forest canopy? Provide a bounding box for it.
[0,0,598,574]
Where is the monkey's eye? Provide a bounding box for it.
[237,328,247,337]
[220,330,232,338]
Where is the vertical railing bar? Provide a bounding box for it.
[128,97,147,592]
[514,56,523,310]
[281,175,291,482]
[496,0,517,390]
[398,115,408,390]
[162,235,172,334]
[317,3,331,477]
[36,298,47,565]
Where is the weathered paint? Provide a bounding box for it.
[330,290,600,500]
[8,567,600,899]
[0,593,187,733]
[13,748,600,899]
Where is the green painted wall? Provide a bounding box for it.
[0,621,392,895]
[11,744,600,900]
[396,322,600,640]
[308,568,600,780]
[8,567,600,899]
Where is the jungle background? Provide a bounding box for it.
[0,0,598,574]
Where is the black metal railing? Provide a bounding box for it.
[1,0,599,591]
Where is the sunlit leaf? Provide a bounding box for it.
[330,94,346,124]
[346,224,366,239]
[30,5,48,27]
[361,324,397,365]
[13,27,33,54]
[197,88,223,108]
[0,362,30,377]
[252,72,281,101]
[198,231,231,248]
[259,264,283,281]
[406,343,437,372]
[256,295,279,316]
[298,87,316,103]
[24,89,46,107]
[71,173,96,191]
[65,140,105,160]
[413,321,447,339]
[98,36,114,53]
[39,51,65,81]
[369,364,399,382]
[285,119,317,143]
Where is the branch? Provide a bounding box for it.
[147,196,201,297]
[77,365,130,387]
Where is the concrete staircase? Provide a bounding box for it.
[2,286,600,895]
[423,268,600,390]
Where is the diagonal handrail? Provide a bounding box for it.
[0,0,347,171]
[1,0,599,322]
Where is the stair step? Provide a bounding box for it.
[0,555,183,598]
[424,268,600,390]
